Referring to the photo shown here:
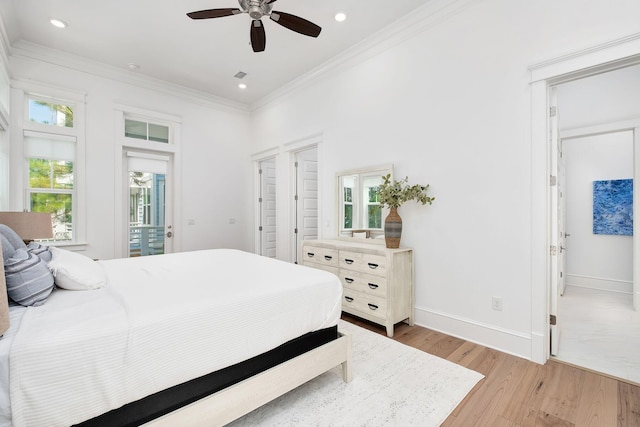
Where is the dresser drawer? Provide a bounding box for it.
[302,246,339,268]
[342,289,386,320]
[339,250,387,277]
[339,269,387,298]
[306,264,338,277]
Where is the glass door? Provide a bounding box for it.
[127,152,172,257]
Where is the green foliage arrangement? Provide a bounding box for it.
[377,173,435,209]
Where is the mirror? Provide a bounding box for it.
[336,164,393,241]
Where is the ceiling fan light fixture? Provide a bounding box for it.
[50,18,68,29]
[334,12,347,22]
[238,83,247,89]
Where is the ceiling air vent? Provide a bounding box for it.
[234,71,247,79]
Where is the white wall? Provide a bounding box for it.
[248,0,640,359]
[556,64,640,130]
[8,54,253,260]
[564,132,633,292]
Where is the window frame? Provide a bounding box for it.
[10,81,86,246]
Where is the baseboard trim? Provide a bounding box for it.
[414,307,533,362]
[565,274,632,294]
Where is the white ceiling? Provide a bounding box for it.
[0,0,431,106]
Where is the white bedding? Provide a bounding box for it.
[5,249,342,427]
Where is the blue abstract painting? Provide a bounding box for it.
[593,179,633,236]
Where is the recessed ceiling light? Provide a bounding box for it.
[50,18,68,28]
[238,83,247,90]
[334,12,347,22]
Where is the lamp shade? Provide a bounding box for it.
[0,212,54,240]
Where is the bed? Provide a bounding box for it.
[0,226,351,427]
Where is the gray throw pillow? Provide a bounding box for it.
[0,225,26,252]
[27,241,52,263]
[1,234,14,263]
[4,248,55,307]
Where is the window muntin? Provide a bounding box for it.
[125,119,169,143]
[28,98,74,128]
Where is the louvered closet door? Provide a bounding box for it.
[294,147,318,263]
[259,158,277,258]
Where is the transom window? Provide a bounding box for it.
[28,97,74,128]
[125,119,169,143]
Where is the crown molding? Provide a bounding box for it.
[250,0,476,112]
[10,40,250,114]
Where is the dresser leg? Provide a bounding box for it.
[386,324,394,337]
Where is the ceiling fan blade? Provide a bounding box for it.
[270,11,321,37]
[250,20,266,52]
[187,8,241,20]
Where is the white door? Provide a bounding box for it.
[258,158,277,258]
[549,88,562,356]
[293,147,318,263]
[126,151,173,257]
[558,139,567,297]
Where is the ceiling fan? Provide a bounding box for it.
[187,0,322,53]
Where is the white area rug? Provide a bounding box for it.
[229,320,484,426]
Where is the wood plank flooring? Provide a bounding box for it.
[341,313,640,427]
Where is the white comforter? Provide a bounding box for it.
[7,249,342,427]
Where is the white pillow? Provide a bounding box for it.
[48,247,107,290]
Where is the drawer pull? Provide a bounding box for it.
[344,277,354,284]
[344,296,354,302]
[368,303,379,311]
[307,252,315,258]
[324,255,333,261]
[344,258,354,265]
[368,283,379,290]
[368,263,379,269]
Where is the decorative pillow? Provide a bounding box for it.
[4,248,55,307]
[48,247,107,290]
[0,224,26,252]
[1,234,15,263]
[27,241,52,263]
[0,239,10,336]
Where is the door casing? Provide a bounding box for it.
[529,34,640,364]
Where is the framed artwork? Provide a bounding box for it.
[593,179,633,236]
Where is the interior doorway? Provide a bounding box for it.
[550,65,640,383]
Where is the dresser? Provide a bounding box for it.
[301,239,413,337]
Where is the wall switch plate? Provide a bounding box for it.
[492,297,502,311]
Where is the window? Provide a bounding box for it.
[363,176,382,229]
[18,89,84,243]
[125,119,169,143]
[339,173,384,232]
[342,177,354,229]
[28,98,74,128]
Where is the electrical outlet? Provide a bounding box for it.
[492,297,502,311]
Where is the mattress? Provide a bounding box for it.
[3,249,342,427]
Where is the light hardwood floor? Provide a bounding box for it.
[342,313,640,427]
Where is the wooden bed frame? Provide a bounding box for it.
[147,330,352,426]
[0,240,352,426]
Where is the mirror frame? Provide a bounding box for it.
[335,164,393,242]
